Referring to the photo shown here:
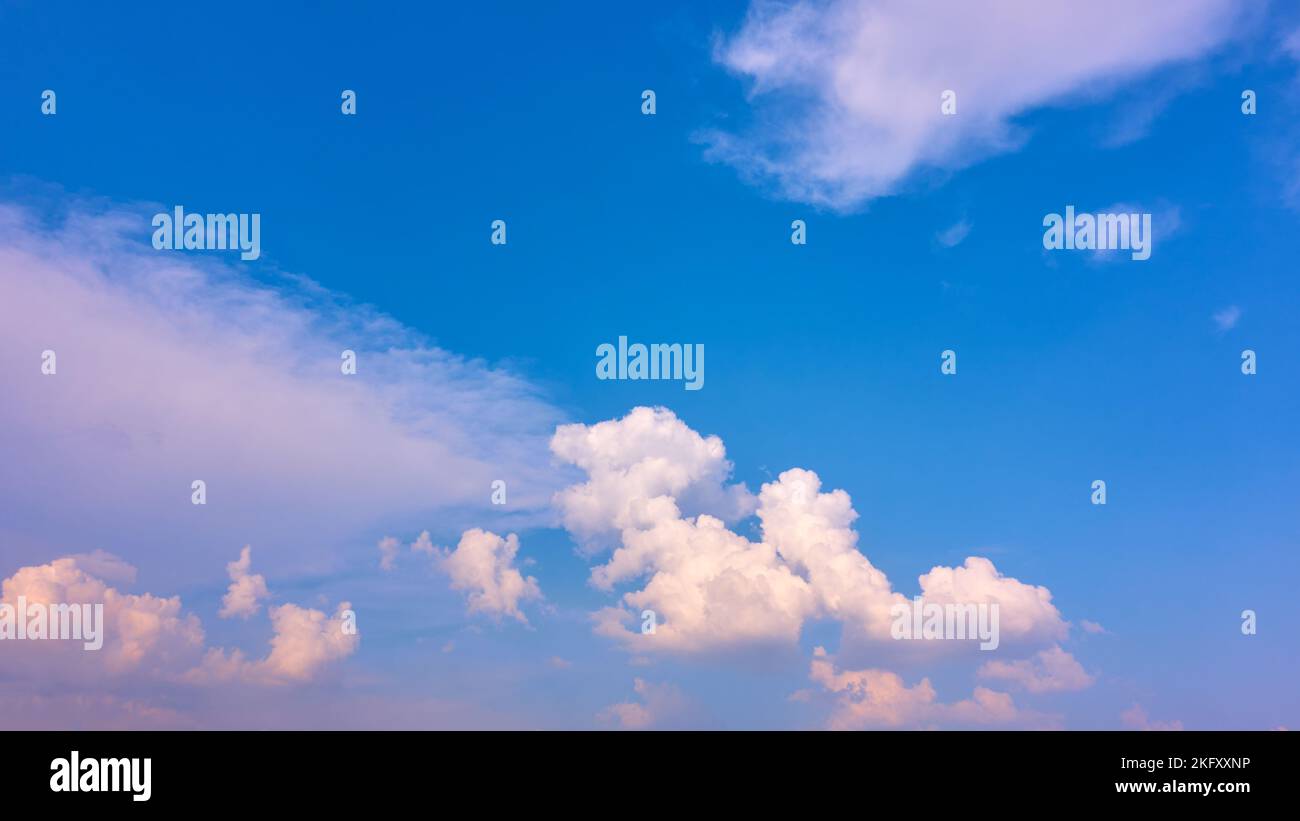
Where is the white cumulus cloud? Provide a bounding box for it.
[553,407,1068,656]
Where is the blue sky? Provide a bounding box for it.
[1,0,1297,729]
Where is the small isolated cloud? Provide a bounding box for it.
[549,656,573,669]
[219,546,269,619]
[379,531,438,571]
[1085,201,1180,264]
[410,531,436,556]
[377,537,401,572]
[598,678,691,729]
[936,218,972,248]
[1080,619,1108,635]
[436,529,542,624]
[1284,26,1300,60]
[1213,305,1242,331]
[1121,703,1184,731]
[703,0,1242,209]
[978,645,1095,693]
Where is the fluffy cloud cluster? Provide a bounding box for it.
[1,555,204,679]
[219,546,269,619]
[0,550,357,690]
[553,407,1067,656]
[704,0,1241,209]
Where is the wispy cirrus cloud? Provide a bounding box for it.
[1213,305,1242,331]
[935,218,972,248]
[0,187,567,726]
[0,189,568,585]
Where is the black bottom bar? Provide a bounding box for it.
[7,730,1290,808]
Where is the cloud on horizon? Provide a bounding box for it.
[807,646,1059,729]
[0,552,358,694]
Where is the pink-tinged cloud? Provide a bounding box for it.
[808,647,1059,729]
[1,555,203,680]
[2,552,358,711]
[377,536,402,572]
[1079,619,1108,635]
[597,678,692,730]
[978,645,1095,693]
[1121,703,1184,731]
[219,545,269,619]
[188,601,359,686]
[434,529,542,624]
